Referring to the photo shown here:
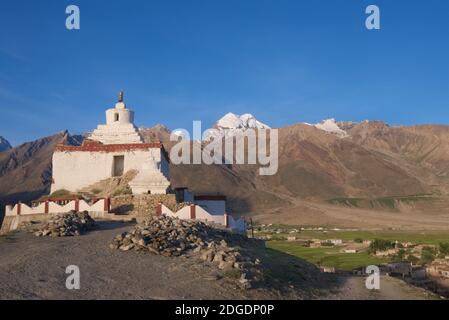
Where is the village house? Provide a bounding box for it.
[426,259,449,279]
[320,266,336,273]
[387,262,412,277]
[309,239,323,248]
[401,242,416,248]
[326,239,343,245]
[375,248,400,257]
[408,244,437,260]
[340,242,367,254]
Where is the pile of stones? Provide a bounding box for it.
[33,211,97,237]
[110,215,263,289]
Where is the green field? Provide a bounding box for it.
[264,229,449,271]
[267,241,388,271]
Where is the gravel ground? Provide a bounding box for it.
[324,276,440,300]
[0,221,291,299]
[0,221,439,300]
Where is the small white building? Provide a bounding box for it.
[327,239,343,245]
[194,195,226,215]
[51,92,170,195]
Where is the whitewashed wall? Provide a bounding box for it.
[105,107,134,125]
[4,205,15,216]
[52,148,166,193]
[20,203,45,215]
[195,200,226,215]
[79,199,105,212]
[160,204,246,233]
[5,199,109,216]
[161,205,191,220]
[195,206,224,224]
[228,215,247,232]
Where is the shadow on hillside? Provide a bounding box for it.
[247,244,343,298]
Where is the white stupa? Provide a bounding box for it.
[51,91,170,195]
[129,159,171,195]
[89,90,143,144]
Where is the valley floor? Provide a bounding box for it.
[253,199,449,230]
[323,275,438,300]
[0,221,440,300]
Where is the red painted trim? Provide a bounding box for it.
[55,141,164,152]
[224,213,229,228]
[194,195,227,201]
[44,201,49,214]
[104,198,110,212]
[190,205,196,219]
[75,199,80,212]
[155,202,162,216]
[54,140,170,163]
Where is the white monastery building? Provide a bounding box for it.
[51,91,171,195]
[3,92,247,234]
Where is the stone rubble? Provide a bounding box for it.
[33,211,97,237]
[110,215,262,289]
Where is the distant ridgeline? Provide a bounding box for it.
[0,136,11,152]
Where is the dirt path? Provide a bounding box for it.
[324,276,439,300]
[0,221,438,300]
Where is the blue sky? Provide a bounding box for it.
[1,0,448,146]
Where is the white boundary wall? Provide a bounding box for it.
[5,199,109,217]
[160,204,246,233]
[195,200,226,215]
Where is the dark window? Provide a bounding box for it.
[114,113,119,122]
[113,155,124,176]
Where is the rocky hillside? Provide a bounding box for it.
[143,118,449,214]
[0,131,83,216]
[0,137,11,152]
[3,116,449,217]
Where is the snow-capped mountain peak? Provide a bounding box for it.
[314,119,348,137]
[215,112,243,129]
[205,112,270,141]
[215,112,270,130]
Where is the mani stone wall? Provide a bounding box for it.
[111,194,188,217]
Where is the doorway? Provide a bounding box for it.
[113,155,124,176]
